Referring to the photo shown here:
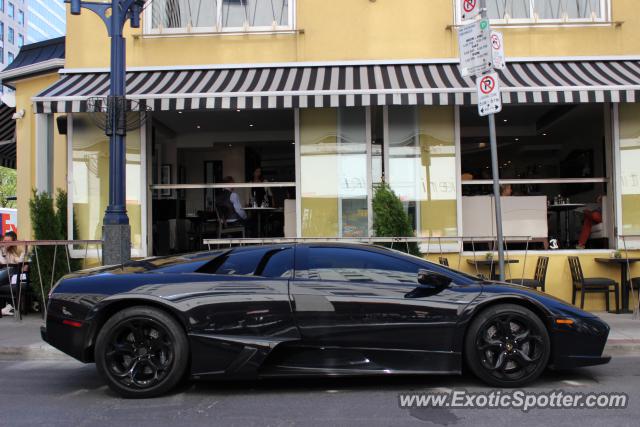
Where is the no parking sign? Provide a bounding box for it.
[476,72,502,116]
[460,0,481,21]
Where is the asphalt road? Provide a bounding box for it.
[1,356,639,427]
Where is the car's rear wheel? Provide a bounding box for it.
[465,304,550,387]
[95,306,189,398]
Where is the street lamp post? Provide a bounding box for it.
[66,0,145,265]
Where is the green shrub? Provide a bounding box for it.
[372,183,420,256]
[29,189,79,302]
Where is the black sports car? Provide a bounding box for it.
[42,243,610,398]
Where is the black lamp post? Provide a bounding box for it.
[66,0,145,265]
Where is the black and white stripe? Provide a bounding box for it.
[0,103,16,169]
[33,60,640,113]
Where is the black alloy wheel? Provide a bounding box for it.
[95,306,189,398]
[465,304,550,387]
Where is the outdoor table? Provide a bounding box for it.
[466,258,519,280]
[595,257,640,314]
[244,207,276,236]
[548,203,586,249]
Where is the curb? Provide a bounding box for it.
[603,340,640,357]
[0,344,70,361]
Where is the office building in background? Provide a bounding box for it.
[27,0,65,43]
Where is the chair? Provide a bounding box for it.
[438,257,449,267]
[509,256,549,292]
[214,207,245,238]
[568,256,619,313]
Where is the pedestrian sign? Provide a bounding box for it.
[476,72,502,116]
[460,0,481,21]
[491,30,505,70]
[458,18,493,77]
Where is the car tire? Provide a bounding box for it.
[465,303,550,388]
[95,306,189,398]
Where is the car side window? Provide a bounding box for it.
[306,247,419,284]
[256,248,294,278]
[199,249,268,275]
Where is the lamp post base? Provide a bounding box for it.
[102,223,131,265]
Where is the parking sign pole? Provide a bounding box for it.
[480,0,505,281]
[488,113,505,280]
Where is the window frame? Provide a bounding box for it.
[455,0,611,26]
[144,0,296,35]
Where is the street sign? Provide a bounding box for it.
[460,0,481,21]
[490,30,505,70]
[458,18,493,77]
[476,72,502,116]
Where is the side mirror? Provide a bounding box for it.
[417,269,452,289]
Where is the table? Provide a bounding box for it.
[244,207,277,236]
[595,257,640,313]
[548,203,585,249]
[466,259,519,280]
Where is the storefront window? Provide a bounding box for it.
[300,108,368,237]
[387,106,457,238]
[71,115,143,253]
[619,104,640,239]
[460,104,611,250]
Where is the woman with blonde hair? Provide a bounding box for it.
[0,231,26,317]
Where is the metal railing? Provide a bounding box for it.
[0,239,102,321]
[620,235,640,318]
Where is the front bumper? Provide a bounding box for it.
[549,315,611,369]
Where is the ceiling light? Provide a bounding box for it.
[503,119,508,123]
[178,111,183,114]
[196,125,201,129]
[236,109,241,112]
[542,133,547,136]
[249,123,254,127]
[515,138,519,141]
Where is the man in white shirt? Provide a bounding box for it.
[219,176,247,223]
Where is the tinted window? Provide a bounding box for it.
[212,250,267,275]
[306,247,419,283]
[257,248,294,278]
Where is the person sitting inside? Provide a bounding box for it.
[0,231,27,317]
[576,195,603,250]
[215,176,247,225]
[500,184,513,197]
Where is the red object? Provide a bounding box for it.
[578,210,602,247]
[1,213,17,235]
[62,319,82,328]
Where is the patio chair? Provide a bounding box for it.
[568,256,619,313]
[214,207,245,239]
[509,256,549,292]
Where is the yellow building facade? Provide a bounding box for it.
[6,0,640,312]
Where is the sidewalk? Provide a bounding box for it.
[0,312,639,360]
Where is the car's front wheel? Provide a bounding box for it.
[95,306,189,398]
[465,304,550,387]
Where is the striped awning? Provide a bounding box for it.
[0,104,16,169]
[33,59,640,113]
